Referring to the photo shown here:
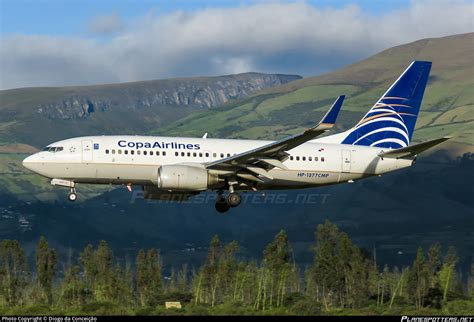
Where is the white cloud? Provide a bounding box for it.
[87,12,126,35]
[0,0,472,89]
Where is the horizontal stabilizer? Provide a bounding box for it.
[378,137,451,159]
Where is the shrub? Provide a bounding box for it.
[443,300,474,315]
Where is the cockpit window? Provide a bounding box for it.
[43,146,64,152]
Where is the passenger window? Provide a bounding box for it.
[124,150,128,155]
[143,151,147,155]
[181,152,185,157]
[296,156,300,161]
[290,156,294,161]
[175,152,179,156]
[163,151,166,156]
[150,151,153,156]
[137,150,141,155]
[213,153,217,158]
[131,150,135,155]
[321,157,325,162]
[220,153,224,158]
[199,153,203,157]
[206,153,209,157]
[227,153,231,157]
[302,156,306,161]
[309,156,312,161]
[193,152,197,157]
[187,152,191,157]
[105,149,109,154]
[118,150,122,154]
[314,157,318,161]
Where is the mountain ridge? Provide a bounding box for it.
[0,72,301,146]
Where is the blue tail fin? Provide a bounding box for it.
[341,61,432,148]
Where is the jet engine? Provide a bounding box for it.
[157,165,220,191]
[142,185,199,201]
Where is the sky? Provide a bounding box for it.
[0,0,472,89]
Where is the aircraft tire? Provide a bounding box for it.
[68,193,77,202]
[227,192,241,207]
[215,200,230,213]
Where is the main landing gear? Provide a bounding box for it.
[214,183,242,213]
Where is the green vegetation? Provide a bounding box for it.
[0,221,472,315]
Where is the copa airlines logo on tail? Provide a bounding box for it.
[118,140,201,150]
[342,98,414,148]
[341,61,432,149]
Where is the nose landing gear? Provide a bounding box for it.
[68,187,77,202]
[51,179,78,202]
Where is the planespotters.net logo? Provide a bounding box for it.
[401,317,474,322]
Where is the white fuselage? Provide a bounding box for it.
[22,135,413,191]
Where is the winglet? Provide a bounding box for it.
[319,95,345,126]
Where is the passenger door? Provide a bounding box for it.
[82,140,93,162]
[341,149,351,173]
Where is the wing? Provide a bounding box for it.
[205,95,345,176]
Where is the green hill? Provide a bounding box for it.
[154,33,474,153]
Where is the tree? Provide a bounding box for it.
[136,248,163,306]
[407,247,429,309]
[262,230,292,309]
[35,236,57,304]
[0,240,29,306]
[59,265,89,307]
[194,235,221,306]
[216,240,239,303]
[95,240,114,302]
[426,243,441,289]
[80,243,97,301]
[439,246,458,302]
[309,220,368,310]
[468,262,474,299]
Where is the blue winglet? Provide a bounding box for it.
[320,95,345,125]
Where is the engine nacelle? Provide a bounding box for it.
[142,186,198,201]
[157,165,219,191]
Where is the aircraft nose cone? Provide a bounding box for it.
[22,154,37,171]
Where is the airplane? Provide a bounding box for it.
[23,61,450,213]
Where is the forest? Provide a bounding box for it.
[0,220,473,316]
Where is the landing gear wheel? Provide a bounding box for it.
[215,197,230,213]
[227,192,241,207]
[68,192,77,202]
